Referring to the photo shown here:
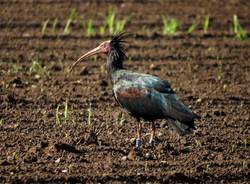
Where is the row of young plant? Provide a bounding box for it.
[42,6,127,37]
[42,6,247,40]
[162,14,247,40]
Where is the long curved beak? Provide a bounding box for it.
[69,46,101,72]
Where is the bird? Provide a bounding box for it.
[71,32,198,150]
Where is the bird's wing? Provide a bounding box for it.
[114,71,197,122]
[131,73,196,121]
[117,71,174,94]
[113,80,167,118]
[163,93,196,124]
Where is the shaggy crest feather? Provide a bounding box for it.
[110,32,131,60]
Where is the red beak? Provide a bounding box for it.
[70,45,101,72]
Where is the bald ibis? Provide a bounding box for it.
[71,33,198,150]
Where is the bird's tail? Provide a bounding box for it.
[167,118,195,135]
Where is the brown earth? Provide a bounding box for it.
[0,0,249,183]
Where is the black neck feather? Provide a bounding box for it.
[106,32,129,78]
[107,47,124,76]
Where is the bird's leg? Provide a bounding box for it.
[149,121,156,145]
[135,119,142,150]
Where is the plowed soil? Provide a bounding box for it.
[0,0,249,183]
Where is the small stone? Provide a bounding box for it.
[31,84,37,89]
[55,158,61,163]
[196,98,202,103]
[158,132,163,137]
[127,150,136,160]
[121,156,127,161]
[35,74,40,79]
[22,33,30,37]
[130,138,136,144]
[145,152,151,158]
[61,169,67,173]
[150,63,160,70]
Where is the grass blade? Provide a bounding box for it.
[203,15,209,34]
[64,98,69,123]
[42,19,49,35]
[56,104,61,125]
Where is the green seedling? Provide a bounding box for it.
[140,25,151,35]
[106,6,115,34]
[64,8,77,35]
[56,104,61,125]
[243,160,248,169]
[42,19,49,35]
[217,62,222,81]
[105,6,127,34]
[203,15,210,34]
[223,83,229,92]
[87,104,92,126]
[187,62,192,74]
[141,25,147,33]
[115,18,127,34]
[242,139,247,149]
[205,164,210,173]
[68,164,73,173]
[12,151,17,161]
[64,98,69,123]
[240,100,244,108]
[64,132,69,139]
[52,18,58,33]
[231,143,236,152]
[55,99,70,125]
[0,119,3,126]
[100,64,105,74]
[195,139,202,146]
[187,23,198,35]
[9,63,21,74]
[86,19,95,37]
[29,59,48,76]
[64,20,71,35]
[144,162,149,172]
[128,56,132,63]
[93,55,97,63]
[162,16,178,35]
[116,112,125,128]
[232,15,247,40]
[99,26,105,36]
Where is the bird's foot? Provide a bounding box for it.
[135,138,142,151]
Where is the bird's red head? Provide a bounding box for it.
[70,40,111,71]
[99,41,111,54]
[70,32,130,72]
